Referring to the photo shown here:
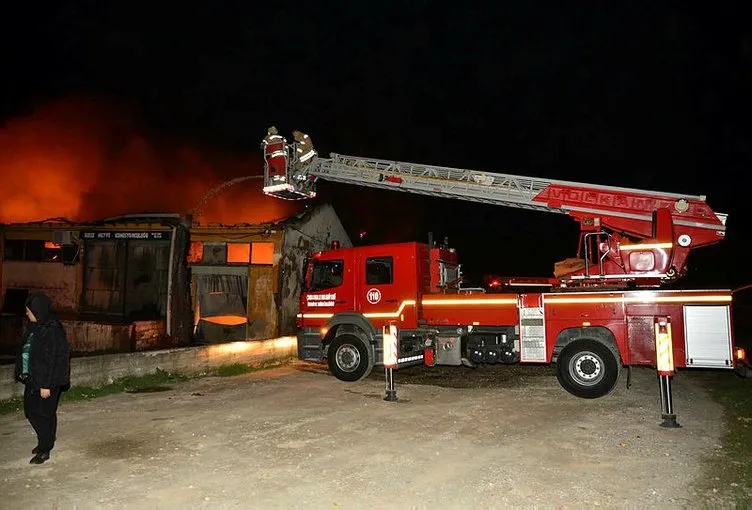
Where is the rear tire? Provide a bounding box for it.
[327,334,374,382]
[556,339,620,399]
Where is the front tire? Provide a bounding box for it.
[327,334,374,382]
[556,339,620,399]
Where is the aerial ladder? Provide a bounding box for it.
[261,129,728,290]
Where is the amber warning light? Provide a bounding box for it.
[736,347,752,373]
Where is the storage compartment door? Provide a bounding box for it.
[683,305,732,368]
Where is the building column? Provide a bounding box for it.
[168,217,193,346]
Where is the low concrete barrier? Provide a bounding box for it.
[0,337,298,401]
[1,317,174,356]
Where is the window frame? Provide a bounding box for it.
[2,239,63,263]
[81,238,170,318]
[226,242,251,264]
[365,256,394,285]
[308,259,345,292]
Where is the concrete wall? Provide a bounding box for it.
[0,318,169,355]
[278,204,352,335]
[0,316,24,355]
[133,320,172,351]
[0,337,297,401]
[66,321,133,353]
[1,261,79,312]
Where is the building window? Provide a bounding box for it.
[125,241,170,319]
[25,241,45,262]
[187,241,204,264]
[227,243,251,264]
[187,241,276,266]
[82,240,126,315]
[251,242,274,265]
[43,242,62,262]
[188,241,276,266]
[203,243,227,265]
[366,257,393,285]
[3,239,25,261]
[3,239,62,263]
[309,260,344,291]
[82,238,170,319]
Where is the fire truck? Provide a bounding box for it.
[260,129,748,421]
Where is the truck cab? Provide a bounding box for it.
[297,241,460,380]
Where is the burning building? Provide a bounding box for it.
[188,203,351,344]
[0,96,353,355]
[0,204,350,355]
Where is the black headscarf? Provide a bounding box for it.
[25,292,54,325]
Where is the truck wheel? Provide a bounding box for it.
[327,334,374,382]
[556,339,620,399]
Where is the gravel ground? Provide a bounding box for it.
[0,361,726,509]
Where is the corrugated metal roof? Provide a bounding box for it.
[0,217,84,228]
[1,214,181,229]
[2,203,329,230]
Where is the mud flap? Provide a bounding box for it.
[735,361,752,378]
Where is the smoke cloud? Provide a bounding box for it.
[0,97,299,225]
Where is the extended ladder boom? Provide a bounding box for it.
[261,130,727,288]
[317,153,561,213]
[316,154,726,232]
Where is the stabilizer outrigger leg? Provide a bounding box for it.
[655,317,681,428]
[384,367,398,402]
[658,374,681,428]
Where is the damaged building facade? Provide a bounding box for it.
[0,204,350,355]
[0,215,190,355]
[188,203,351,343]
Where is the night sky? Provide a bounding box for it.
[2,3,750,288]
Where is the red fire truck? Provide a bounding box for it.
[260,129,748,422]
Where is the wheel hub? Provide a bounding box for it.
[579,358,598,376]
[336,344,360,372]
[570,351,603,386]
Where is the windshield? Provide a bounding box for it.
[309,259,344,292]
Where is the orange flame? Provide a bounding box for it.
[0,97,300,225]
[202,315,248,326]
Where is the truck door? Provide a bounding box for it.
[356,254,402,324]
[301,255,354,324]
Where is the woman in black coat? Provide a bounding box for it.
[15,292,71,464]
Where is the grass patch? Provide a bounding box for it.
[63,368,190,402]
[214,357,292,377]
[693,370,752,507]
[0,368,190,415]
[0,397,22,415]
[215,363,252,377]
[1,358,295,414]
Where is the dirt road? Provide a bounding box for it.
[0,362,724,509]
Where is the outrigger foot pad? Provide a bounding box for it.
[660,414,682,428]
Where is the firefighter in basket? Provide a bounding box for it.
[262,126,288,183]
[292,130,317,172]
